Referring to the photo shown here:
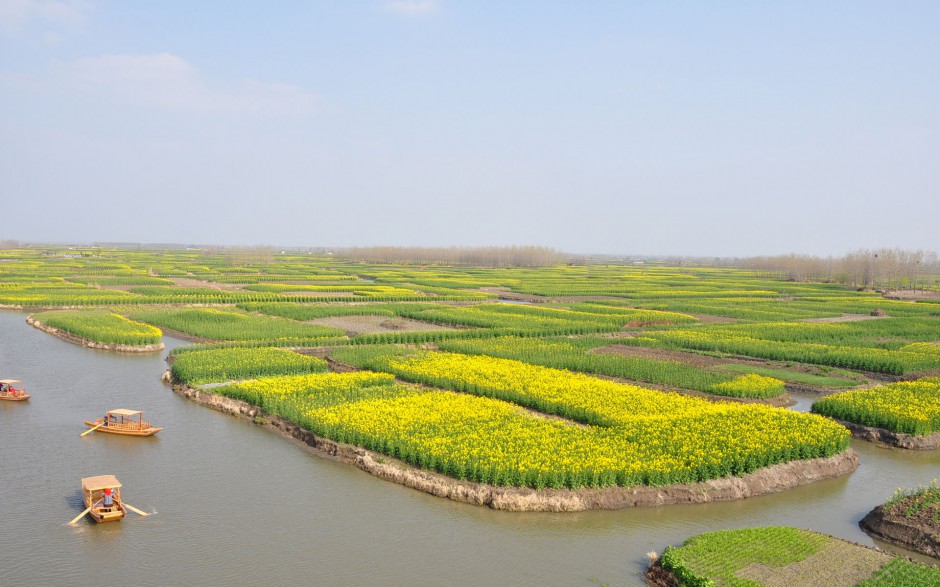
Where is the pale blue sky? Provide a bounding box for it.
[2,1,938,256]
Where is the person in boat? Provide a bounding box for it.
[0,383,6,393]
[102,487,114,511]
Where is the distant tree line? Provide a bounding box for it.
[334,246,564,267]
[742,248,940,290]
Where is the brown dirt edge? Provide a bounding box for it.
[834,419,940,450]
[860,505,940,559]
[26,315,165,352]
[645,560,680,587]
[167,374,858,512]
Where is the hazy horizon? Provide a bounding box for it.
[2,2,938,256]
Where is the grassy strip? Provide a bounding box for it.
[857,558,940,587]
[31,309,162,345]
[170,347,328,385]
[626,330,937,375]
[128,307,344,342]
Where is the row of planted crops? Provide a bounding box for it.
[170,347,849,488]
[4,247,940,491]
[5,246,940,587]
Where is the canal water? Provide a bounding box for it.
[0,310,937,586]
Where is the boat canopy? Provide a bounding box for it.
[0,379,22,385]
[107,409,143,417]
[82,475,122,491]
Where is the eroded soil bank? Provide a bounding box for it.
[836,419,940,450]
[168,375,859,512]
[26,315,165,352]
[860,504,940,559]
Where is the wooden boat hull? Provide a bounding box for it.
[84,420,162,437]
[83,496,126,523]
[0,393,29,401]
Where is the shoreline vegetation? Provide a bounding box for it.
[26,314,165,352]
[2,246,937,524]
[168,374,859,512]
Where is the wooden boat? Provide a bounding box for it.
[80,475,126,523]
[0,379,29,401]
[83,409,162,437]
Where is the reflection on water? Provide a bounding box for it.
[0,310,937,586]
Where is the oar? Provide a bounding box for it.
[80,423,104,437]
[68,506,92,526]
[121,502,150,517]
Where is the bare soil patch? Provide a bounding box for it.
[885,289,940,301]
[310,315,458,337]
[92,283,142,291]
[168,277,247,291]
[593,344,725,368]
[802,313,889,323]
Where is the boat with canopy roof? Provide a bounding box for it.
[82,409,162,437]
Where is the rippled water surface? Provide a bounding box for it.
[1,310,937,586]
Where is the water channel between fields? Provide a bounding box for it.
[0,310,937,586]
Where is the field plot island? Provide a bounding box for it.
[2,246,939,511]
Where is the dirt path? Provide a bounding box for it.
[801,313,889,323]
[168,277,248,291]
[885,289,940,301]
[309,315,459,337]
[593,344,726,368]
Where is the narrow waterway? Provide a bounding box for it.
[0,310,937,586]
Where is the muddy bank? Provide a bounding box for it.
[645,560,680,587]
[169,375,858,512]
[26,315,164,352]
[860,504,940,559]
[835,419,940,450]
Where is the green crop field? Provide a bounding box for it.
[659,526,940,587]
[811,378,940,435]
[30,309,162,346]
[3,245,938,493]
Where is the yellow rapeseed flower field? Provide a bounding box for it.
[217,354,850,489]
